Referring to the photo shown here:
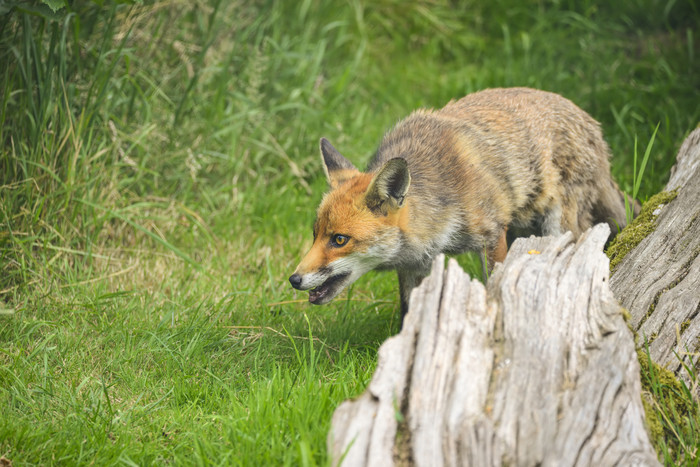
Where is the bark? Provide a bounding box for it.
[329,224,658,466]
[610,128,700,379]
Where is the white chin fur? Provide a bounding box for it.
[304,253,381,304]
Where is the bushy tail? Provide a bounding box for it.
[592,179,640,243]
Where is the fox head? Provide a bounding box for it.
[289,138,411,305]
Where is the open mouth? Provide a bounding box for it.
[308,273,350,305]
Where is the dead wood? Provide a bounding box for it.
[329,224,658,466]
[610,128,700,380]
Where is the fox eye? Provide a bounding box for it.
[331,234,350,247]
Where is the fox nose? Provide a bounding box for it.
[289,273,303,290]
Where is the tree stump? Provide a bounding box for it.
[329,224,658,466]
[610,128,700,380]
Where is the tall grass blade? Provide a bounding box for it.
[634,122,660,198]
[626,122,660,225]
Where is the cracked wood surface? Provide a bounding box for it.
[329,224,658,466]
[610,128,700,379]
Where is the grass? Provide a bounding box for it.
[1,0,699,464]
[626,122,660,225]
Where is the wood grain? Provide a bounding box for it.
[610,128,700,380]
[329,224,658,466]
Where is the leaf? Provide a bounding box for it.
[41,0,66,13]
[7,1,64,20]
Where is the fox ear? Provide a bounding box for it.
[365,158,410,214]
[320,138,358,188]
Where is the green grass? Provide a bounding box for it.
[626,122,659,225]
[1,0,699,464]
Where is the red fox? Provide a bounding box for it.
[289,87,634,320]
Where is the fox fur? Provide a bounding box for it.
[289,87,636,321]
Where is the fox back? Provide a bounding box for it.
[290,87,632,320]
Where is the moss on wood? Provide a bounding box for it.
[636,349,696,457]
[607,190,679,273]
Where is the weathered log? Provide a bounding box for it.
[329,224,658,466]
[610,128,700,379]
[666,128,700,191]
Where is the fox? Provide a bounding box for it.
[289,87,636,321]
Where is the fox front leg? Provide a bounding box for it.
[397,266,430,326]
[481,228,508,281]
